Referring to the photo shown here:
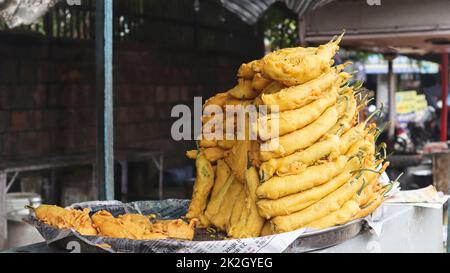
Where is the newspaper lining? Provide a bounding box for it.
[384,185,449,208]
[25,199,308,253]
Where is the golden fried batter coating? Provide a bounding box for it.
[152,219,196,241]
[34,205,97,236]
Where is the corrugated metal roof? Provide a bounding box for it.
[217,0,334,24]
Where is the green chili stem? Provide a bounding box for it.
[358,177,368,195]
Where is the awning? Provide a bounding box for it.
[303,0,450,55]
[1,0,335,28]
[0,0,58,28]
[217,0,335,24]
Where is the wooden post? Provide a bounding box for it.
[432,153,450,194]
[440,53,450,253]
[386,55,397,146]
[298,14,307,47]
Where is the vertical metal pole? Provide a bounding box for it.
[387,57,397,144]
[0,172,6,249]
[440,53,448,142]
[159,153,164,200]
[96,0,114,200]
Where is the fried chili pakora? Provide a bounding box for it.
[33,205,97,236]
[34,205,195,241]
[152,219,196,241]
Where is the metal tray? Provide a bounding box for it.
[285,219,365,252]
[27,199,366,253]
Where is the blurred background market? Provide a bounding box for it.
[0,0,449,251]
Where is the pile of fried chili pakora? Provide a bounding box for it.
[34,34,393,242]
[32,205,196,240]
[185,33,394,238]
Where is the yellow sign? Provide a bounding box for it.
[396,91,428,114]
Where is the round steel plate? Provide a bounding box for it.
[283,219,365,253]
